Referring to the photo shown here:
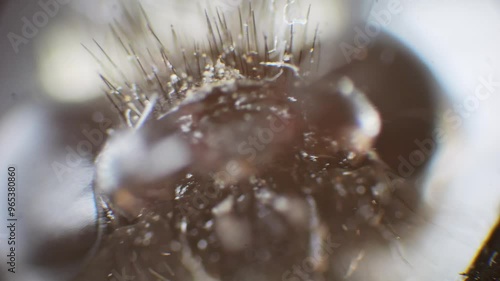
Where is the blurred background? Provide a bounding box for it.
[0,0,499,280]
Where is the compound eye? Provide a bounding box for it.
[299,76,382,158]
[331,34,440,175]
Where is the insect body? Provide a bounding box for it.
[80,1,413,280]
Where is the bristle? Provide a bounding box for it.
[316,38,322,72]
[238,7,244,40]
[205,11,220,55]
[217,9,230,43]
[110,24,132,56]
[99,74,119,93]
[82,43,104,69]
[128,44,149,80]
[103,89,126,124]
[193,42,203,78]
[134,93,158,129]
[213,16,224,51]
[96,0,320,127]
[152,66,168,99]
[182,49,193,77]
[252,10,259,53]
[160,48,178,76]
[243,13,252,51]
[170,25,180,51]
[93,39,118,71]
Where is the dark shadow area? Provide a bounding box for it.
[465,218,500,281]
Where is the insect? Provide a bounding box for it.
[5,1,500,281]
[74,1,425,280]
